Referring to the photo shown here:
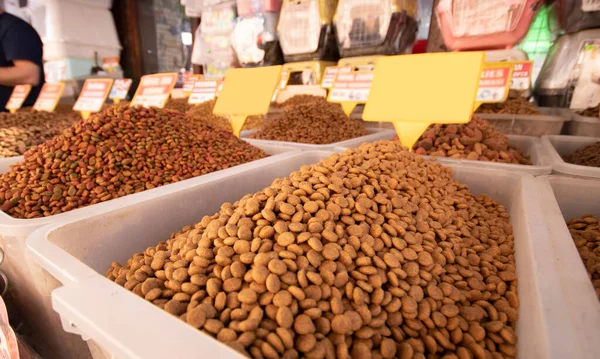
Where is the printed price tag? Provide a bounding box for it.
[6,85,32,113]
[474,63,514,110]
[131,73,178,108]
[102,57,121,73]
[183,74,203,95]
[189,80,220,104]
[582,0,600,12]
[321,66,352,89]
[73,79,114,118]
[109,79,133,104]
[213,66,282,137]
[33,83,65,112]
[509,61,533,91]
[328,71,374,116]
[363,52,485,151]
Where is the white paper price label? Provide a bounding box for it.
[328,71,374,102]
[183,74,202,95]
[73,79,113,113]
[131,73,178,108]
[510,61,533,90]
[476,67,512,102]
[6,85,31,112]
[109,79,133,100]
[189,80,219,104]
[33,83,65,112]
[321,66,352,89]
[582,0,600,12]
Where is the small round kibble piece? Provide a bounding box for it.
[109,141,519,359]
[294,314,315,335]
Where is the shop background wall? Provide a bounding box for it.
[153,0,186,72]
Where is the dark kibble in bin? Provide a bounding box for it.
[0,106,267,219]
[563,142,600,168]
[408,117,531,165]
[568,215,600,299]
[0,111,80,158]
[248,96,368,144]
[577,105,600,118]
[476,97,540,115]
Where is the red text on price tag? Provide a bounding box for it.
[131,73,178,108]
[6,85,32,112]
[510,61,533,90]
[476,66,513,103]
[189,80,220,104]
[321,66,352,89]
[33,83,65,112]
[183,74,202,95]
[73,78,114,113]
[328,71,374,103]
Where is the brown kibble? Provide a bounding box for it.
[440,304,460,317]
[380,338,396,358]
[276,307,294,329]
[108,140,519,358]
[164,300,186,316]
[296,334,317,353]
[277,232,296,247]
[0,106,268,219]
[331,314,353,334]
[294,314,315,335]
[268,259,287,275]
[238,289,258,304]
[186,307,207,329]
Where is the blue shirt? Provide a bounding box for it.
[0,12,45,110]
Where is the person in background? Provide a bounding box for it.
[0,6,44,110]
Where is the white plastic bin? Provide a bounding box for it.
[542,135,600,179]
[242,127,396,151]
[567,113,600,137]
[0,144,298,359]
[376,132,552,176]
[0,156,22,173]
[27,152,577,359]
[29,1,121,61]
[535,175,600,359]
[477,108,570,137]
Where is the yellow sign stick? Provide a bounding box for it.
[363,52,485,150]
[213,66,282,137]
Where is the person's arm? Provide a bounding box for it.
[0,59,40,87]
[0,18,43,87]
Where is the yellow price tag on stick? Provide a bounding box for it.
[6,85,32,113]
[73,78,114,119]
[473,62,514,112]
[33,83,65,112]
[213,66,282,137]
[363,52,485,150]
[328,71,374,116]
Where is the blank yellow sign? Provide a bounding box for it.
[363,52,485,150]
[213,66,282,136]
